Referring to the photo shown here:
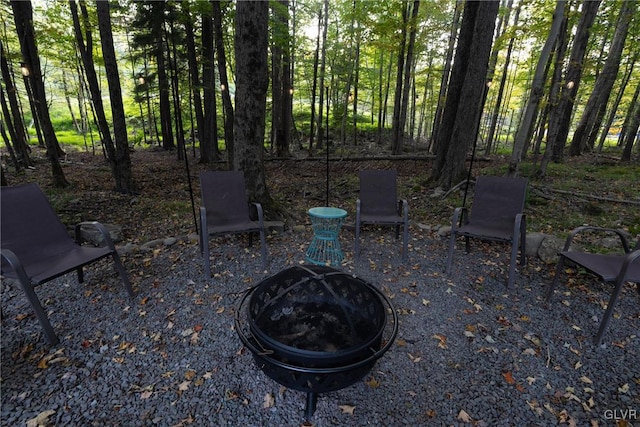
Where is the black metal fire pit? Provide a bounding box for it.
[235,265,397,419]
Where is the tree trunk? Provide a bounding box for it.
[309,5,322,149]
[597,53,636,151]
[0,39,31,168]
[431,0,499,189]
[96,0,135,193]
[431,1,462,153]
[486,1,519,156]
[621,83,640,161]
[390,2,408,155]
[212,0,234,164]
[182,3,205,161]
[200,9,218,163]
[316,0,329,150]
[271,0,291,157]
[569,0,634,156]
[234,0,271,205]
[12,0,68,187]
[508,0,565,176]
[545,0,601,163]
[394,0,420,155]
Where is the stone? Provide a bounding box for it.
[79,223,122,246]
[437,225,451,237]
[525,232,548,257]
[537,235,566,264]
[163,237,177,246]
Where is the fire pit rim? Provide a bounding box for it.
[246,265,388,364]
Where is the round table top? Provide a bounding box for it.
[308,207,347,219]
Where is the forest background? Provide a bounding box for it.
[0,0,639,238]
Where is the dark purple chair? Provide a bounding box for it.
[199,171,267,278]
[446,176,528,289]
[355,170,409,261]
[545,226,640,346]
[1,183,134,345]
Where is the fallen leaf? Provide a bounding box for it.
[339,404,356,415]
[26,410,56,427]
[618,383,629,393]
[580,376,593,385]
[184,370,197,380]
[263,393,275,408]
[178,380,191,391]
[503,371,516,385]
[365,376,380,388]
[457,409,472,422]
[432,334,447,349]
[140,390,153,399]
[522,348,536,356]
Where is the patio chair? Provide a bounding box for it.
[0,183,134,345]
[545,226,640,346]
[199,171,267,277]
[355,170,409,261]
[445,176,528,289]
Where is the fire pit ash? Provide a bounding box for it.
[235,265,398,419]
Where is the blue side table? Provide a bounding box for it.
[305,207,348,266]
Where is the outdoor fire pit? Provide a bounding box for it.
[235,265,397,419]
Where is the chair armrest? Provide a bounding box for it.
[451,207,468,231]
[1,249,33,287]
[620,249,640,278]
[75,221,117,251]
[561,226,631,253]
[398,199,409,219]
[251,203,265,225]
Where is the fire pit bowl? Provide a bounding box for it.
[235,265,397,419]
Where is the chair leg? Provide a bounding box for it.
[259,228,267,269]
[445,232,456,275]
[594,277,626,346]
[111,251,135,298]
[545,256,566,302]
[355,219,361,259]
[507,239,519,289]
[402,220,408,262]
[21,282,59,345]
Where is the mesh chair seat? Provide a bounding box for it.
[546,226,640,346]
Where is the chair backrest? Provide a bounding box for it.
[1,183,76,270]
[469,176,528,225]
[200,171,252,226]
[359,170,399,216]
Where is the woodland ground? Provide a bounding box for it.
[1,144,639,426]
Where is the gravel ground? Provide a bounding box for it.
[2,226,639,427]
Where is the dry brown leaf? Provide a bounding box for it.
[432,334,447,349]
[178,380,191,391]
[503,371,516,385]
[365,376,380,388]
